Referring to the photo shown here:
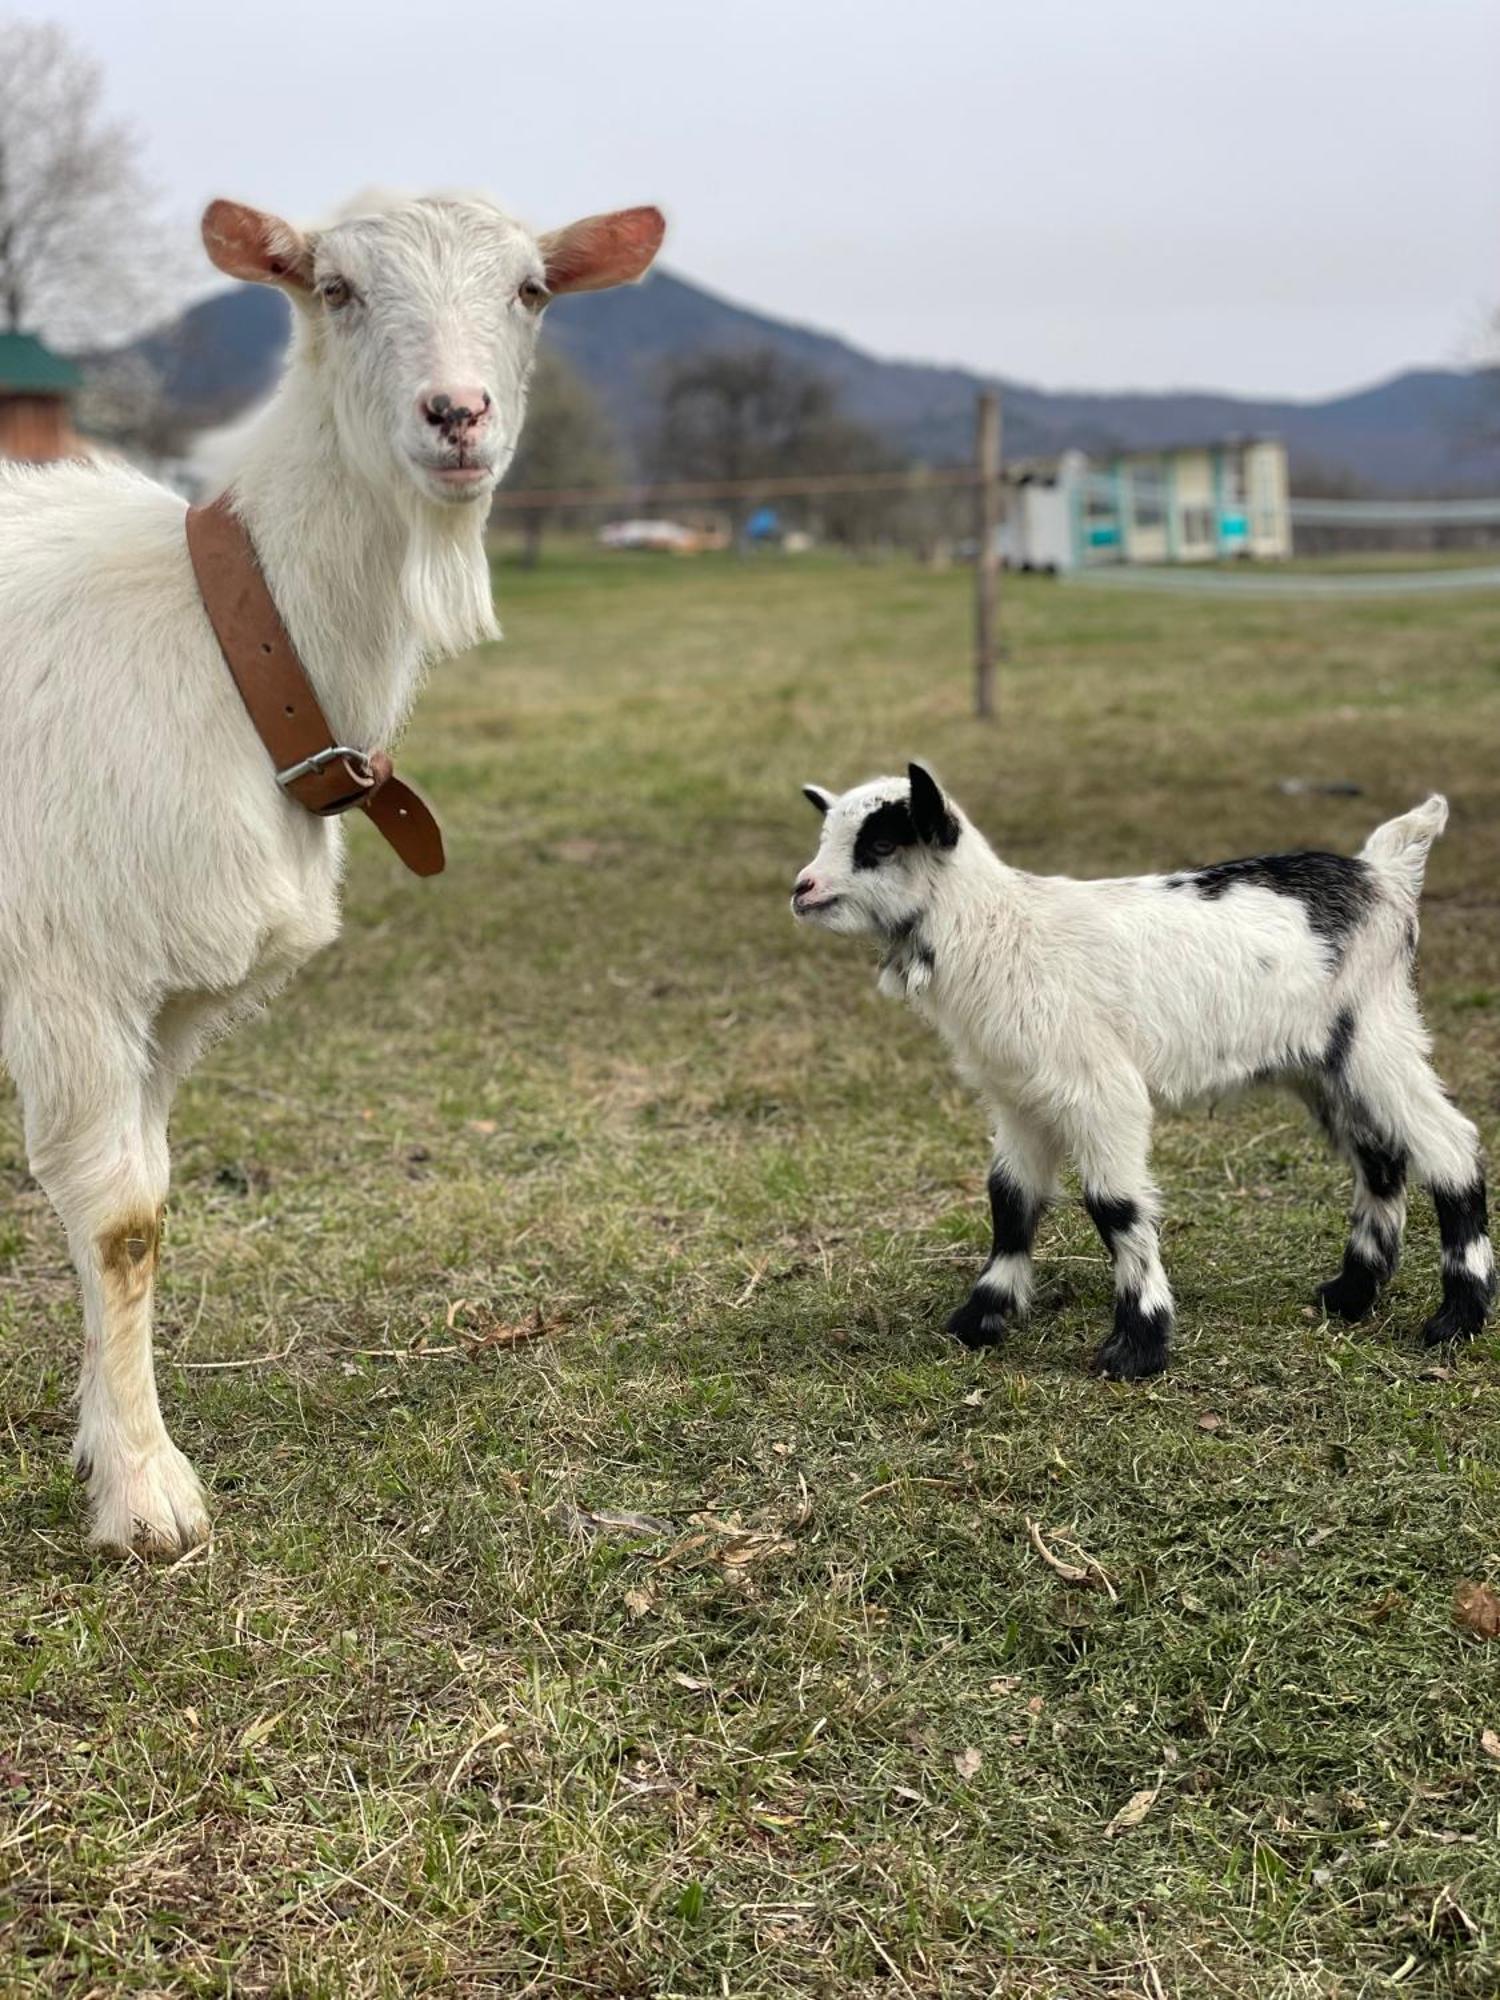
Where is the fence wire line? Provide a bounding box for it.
[488,465,984,510]
[1290,496,1500,526]
[1066,564,1500,598]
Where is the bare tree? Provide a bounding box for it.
[505,349,622,565]
[74,351,186,462]
[650,345,902,544]
[0,17,180,344]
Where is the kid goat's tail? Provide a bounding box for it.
[1359,794,1448,905]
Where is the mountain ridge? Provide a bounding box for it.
[109,271,1500,495]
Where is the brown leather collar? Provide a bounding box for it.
[185,494,444,877]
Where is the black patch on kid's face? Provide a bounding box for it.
[852,800,919,871]
[1168,850,1374,950]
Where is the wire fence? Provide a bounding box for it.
[1066,563,1500,598]
[488,460,1500,601]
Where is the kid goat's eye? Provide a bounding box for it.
[518,277,548,310]
[319,277,353,311]
[871,840,897,859]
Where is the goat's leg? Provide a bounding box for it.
[1341,1025,1494,1345]
[1300,1080,1408,1322]
[8,1002,207,1554]
[947,1107,1062,1349]
[1058,1069,1172,1380]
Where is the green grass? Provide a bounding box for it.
[2,548,1499,1997]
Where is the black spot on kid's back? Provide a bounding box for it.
[1176,851,1374,949]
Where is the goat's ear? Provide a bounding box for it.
[202,200,314,294]
[538,206,665,295]
[908,763,959,849]
[802,784,834,816]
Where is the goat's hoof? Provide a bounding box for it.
[946,1293,1011,1350]
[79,1440,210,1558]
[1420,1302,1485,1348]
[1092,1318,1170,1382]
[1316,1273,1378,1323]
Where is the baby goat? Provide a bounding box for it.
[792,765,1493,1379]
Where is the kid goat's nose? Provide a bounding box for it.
[421,387,492,437]
[793,873,816,899]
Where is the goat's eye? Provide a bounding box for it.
[518,277,548,311]
[319,277,353,311]
[870,839,897,860]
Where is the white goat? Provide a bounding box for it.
[793,764,1493,1378]
[0,190,663,1553]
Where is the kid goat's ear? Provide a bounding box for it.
[202,200,315,294]
[907,763,960,849]
[802,784,834,816]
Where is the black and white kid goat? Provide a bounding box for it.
[792,765,1493,1380]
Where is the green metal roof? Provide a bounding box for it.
[0,332,82,395]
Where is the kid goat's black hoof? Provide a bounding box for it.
[1420,1300,1487,1347]
[1092,1305,1171,1382]
[1316,1267,1380,1323]
[946,1292,1010,1350]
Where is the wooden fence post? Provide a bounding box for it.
[974,390,1002,718]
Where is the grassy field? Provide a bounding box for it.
[2,549,1499,1998]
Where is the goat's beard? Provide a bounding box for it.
[398,488,501,663]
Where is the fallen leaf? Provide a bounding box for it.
[467,1119,498,1136]
[1364,1590,1405,1626]
[1196,1412,1224,1432]
[447,1299,561,1355]
[963,1388,986,1407]
[1454,1581,1500,1642]
[672,1673,711,1693]
[953,1747,983,1781]
[623,1587,655,1620]
[1105,1780,1162,1837]
[1419,1364,1456,1383]
[237,1712,282,1754]
[1480,1729,1500,1763]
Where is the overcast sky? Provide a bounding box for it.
[38,0,1500,399]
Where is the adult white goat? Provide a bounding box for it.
[793,765,1493,1379]
[0,190,663,1554]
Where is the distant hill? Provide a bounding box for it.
[105,271,1500,495]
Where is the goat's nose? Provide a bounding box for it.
[421,386,493,435]
[793,873,816,899]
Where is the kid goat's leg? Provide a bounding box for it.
[948,1106,1062,1349]
[1347,1019,1494,1345]
[1062,1067,1172,1380]
[7,999,207,1554]
[1303,1080,1408,1322]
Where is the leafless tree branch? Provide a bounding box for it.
[0,17,186,345]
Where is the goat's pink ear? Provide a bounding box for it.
[201,200,314,293]
[538,206,665,295]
